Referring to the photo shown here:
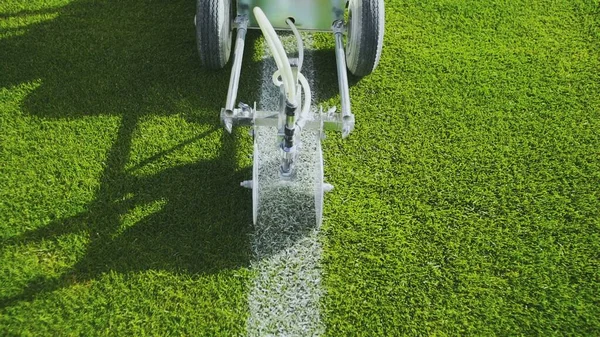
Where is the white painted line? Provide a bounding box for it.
[247,33,325,337]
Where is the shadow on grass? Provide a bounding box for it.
[1,0,359,310]
[0,0,264,308]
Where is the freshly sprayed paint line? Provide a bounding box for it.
[247,33,325,336]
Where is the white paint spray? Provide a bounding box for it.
[247,33,326,336]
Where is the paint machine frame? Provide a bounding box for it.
[195,0,385,224]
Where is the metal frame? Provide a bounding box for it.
[221,14,355,138]
[219,6,353,224]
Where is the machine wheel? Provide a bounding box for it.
[345,0,385,76]
[196,0,233,69]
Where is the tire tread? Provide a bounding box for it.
[196,0,231,69]
[347,0,384,76]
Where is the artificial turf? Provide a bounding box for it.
[320,1,600,335]
[1,0,599,335]
[1,1,254,335]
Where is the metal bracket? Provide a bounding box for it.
[224,104,348,135]
[233,14,248,28]
[331,20,346,34]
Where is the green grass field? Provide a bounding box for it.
[1,0,599,335]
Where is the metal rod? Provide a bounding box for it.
[225,17,249,112]
[333,21,351,119]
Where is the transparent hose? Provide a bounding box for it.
[271,70,311,118]
[297,72,311,118]
[254,7,296,103]
[286,18,304,76]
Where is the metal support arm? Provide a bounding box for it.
[333,20,355,138]
[222,16,249,132]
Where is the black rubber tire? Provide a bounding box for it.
[196,0,233,69]
[345,0,385,77]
